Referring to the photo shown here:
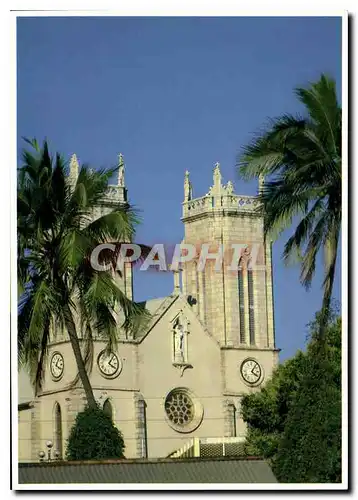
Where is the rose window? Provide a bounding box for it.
[165,390,194,427]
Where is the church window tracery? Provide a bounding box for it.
[165,390,194,427]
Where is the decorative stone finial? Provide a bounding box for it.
[213,161,222,192]
[258,174,265,194]
[226,180,234,195]
[184,170,192,201]
[173,269,181,293]
[69,154,79,185]
[169,264,181,293]
[118,153,125,187]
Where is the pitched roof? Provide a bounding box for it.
[135,294,180,341]
[18,457,277,484]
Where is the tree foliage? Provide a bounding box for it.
[17,139,149,406]
[241,311,341,483]
[66,405,125,461]
[275,315,341,483]
[241,349,306,459]
[237,75,341,338]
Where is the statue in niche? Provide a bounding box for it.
[241,246,251,269]
[175,325,185,361]
[173,315,189,363]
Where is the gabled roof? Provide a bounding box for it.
[18,457,278,484]
[135,293,220,347]
[135,294,180,341]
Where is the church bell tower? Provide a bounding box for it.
[181,163,275,349]
[68,151,133,301]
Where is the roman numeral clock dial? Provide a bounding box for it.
[50,352,64,381]
[97,350,122,379]
[240,358,262,385]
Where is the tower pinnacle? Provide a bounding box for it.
[69,153,79,186]
[213,162,222,192]
[118,153,125,187]
[184,170,192,201]
[258,173,265,194]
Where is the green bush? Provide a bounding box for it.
[274,341,341,483]
[66,405,125,461]
[241,311,341,483]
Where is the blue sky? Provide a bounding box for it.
[17,16,342,360]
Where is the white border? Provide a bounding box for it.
[7,1,349,16]
[8,5,348,492]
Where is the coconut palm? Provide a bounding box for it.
[18,139,148,408]
[237,74,341,339]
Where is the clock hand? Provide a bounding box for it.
[108,355,116,369]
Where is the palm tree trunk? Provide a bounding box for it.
[318,233,339,341]
[63,304,97,409]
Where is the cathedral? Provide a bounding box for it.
[18,154,279,461]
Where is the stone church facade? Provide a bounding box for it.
[18,155,279,461]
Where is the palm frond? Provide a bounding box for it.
[18,138,149,399]
[84,208,138,244]
[283,199,325,264]
[238,114,307,180]
[300,213,329,290]
[237,75,341,328]
[295,75,340,155]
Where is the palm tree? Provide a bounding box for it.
[18,139,148,408]
[237,74,341,339]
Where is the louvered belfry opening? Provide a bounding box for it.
[238,265,245,343]
[248,268,255,345]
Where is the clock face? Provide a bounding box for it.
[97,350,121,379]
[240,359,262,385]
[50,352,64,380]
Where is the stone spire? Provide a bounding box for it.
[184,170,192,201]
[69,153,79,187]
[169,263,181,293]
[226,180,234,194]
[213,162,222,193]
[118,153,125,187]
[258,173,265,194]
[173,268,181,294]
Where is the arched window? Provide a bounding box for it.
[195,261,200,304]
[138,399,148,458]
[227,403,237,437]
[196,260,206,323]
[103,399,113,421]
[54,402,62,459]
[247,269,255,345]
[238,262,245,343]
[201,266,206,322]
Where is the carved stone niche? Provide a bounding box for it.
[170,312,192,377]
